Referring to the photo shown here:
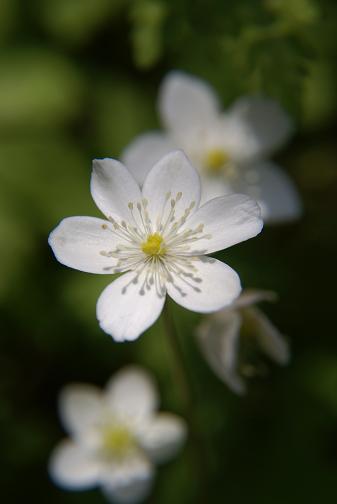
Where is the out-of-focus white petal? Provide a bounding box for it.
[138,413,187,464]
[122,132,175,186]
[236,162,303,223]
[101,452,154,504]
[215,115,264,163]
[233,289,278,310]
[199,173,233,204]
[142,150,201,225]
[167,257,241,313]
[49,440,100,490]
[105,366,158,422]
[58,384,103,438]
[58,383,104,435]
[90,158,142,221]
[48,216,120,274]
[249,307,290,365]
[228,96,293,157]
[96,271,166,342]
[158,71,219,136]
[197,309,246,394]
[181,194,263,255]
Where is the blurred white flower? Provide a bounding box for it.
[122,71,302,224]
[49,150,263,342]
[196,289,290,395]
[49,366,187,504]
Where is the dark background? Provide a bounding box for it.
[0,0,337,502]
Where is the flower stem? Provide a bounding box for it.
[162,302,194,410]
[162,301,208,500]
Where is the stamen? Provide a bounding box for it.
[96,190,213,300]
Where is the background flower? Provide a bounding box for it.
[197,289,290,395]
[49,366,186,503]
[123,72,302,224]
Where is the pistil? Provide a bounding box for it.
[141,233,166,256]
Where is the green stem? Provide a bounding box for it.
[162,301,208,500]
[162,302,194,411]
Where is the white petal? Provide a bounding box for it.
[250,307,290,365]
[96,271,166,342]
[58,384,104,437]
[181,194,263,255]
[138,413,187,463]
[105,366,158,422]
[122,132,175,186]
[228,96,293,157]
[167,257,241,313]
[48,216,120,274]
[158,71,219,136]
[91,158,142,221]
[236,162,303,223]
[49,440,100,490]
[101,453,154,504]
[142,150,201,227]
[197,310,246,395]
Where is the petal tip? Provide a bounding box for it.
[97,317,142,343]
[92,157,114,173]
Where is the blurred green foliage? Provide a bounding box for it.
[37,0,124,46]
[0,49,85,131]
[130,0,168,68]
[0,0,337,503]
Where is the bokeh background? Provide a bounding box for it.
[1,0,337,502]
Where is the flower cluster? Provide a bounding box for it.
[48,71,297,503]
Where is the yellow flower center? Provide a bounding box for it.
[204,148,230,173]
[141,233,166,256]
[101,424,134,458]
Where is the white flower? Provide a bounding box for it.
[196,289,290,395]
[49,366,187,504]
[49,150,263,342]
[122,71,302,224]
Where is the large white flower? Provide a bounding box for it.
[49,366,187,504]
[122,72,302,224]
[49,151,263,342]
[196,289,290,395]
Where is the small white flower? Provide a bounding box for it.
[122,71,302,224]
[49,150,263,342]
[49,366,187,504]
[196,289,290,395]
